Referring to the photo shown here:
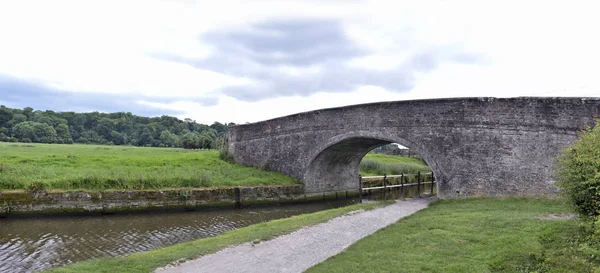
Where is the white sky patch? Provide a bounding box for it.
[153,86,412,124]
[0,0,600,122]
[347,54,412,71]
[278,65,323,76]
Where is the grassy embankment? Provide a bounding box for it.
[360,153,431,176]
[0,143,430,190]
[309,198,597,272]
[46,201,390,273]
[49,197,595,272]
[0,142,298,190]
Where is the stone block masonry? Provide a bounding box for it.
[0,186,329,216]
[229,97,600,199]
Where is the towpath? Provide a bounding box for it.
[156,197,435,273]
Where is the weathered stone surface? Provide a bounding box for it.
[228,97,600,199]
[0,186,306,216]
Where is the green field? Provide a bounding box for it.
[360,153,431,176]
[0,143,431,190]
[308,198,595,273]
[0,143,298,190]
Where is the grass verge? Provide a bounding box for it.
[308,198,598,273]
[360,153,430,176]
[0,143,298,190]
[46,201,391,273]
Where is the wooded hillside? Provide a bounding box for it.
[0,105,231,148]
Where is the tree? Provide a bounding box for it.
[0,132,10,142]
[556,120,600,217]
[210,122,228,135]
[8,114,27,127]
[22,107,33,120]
[12,121,36,142]
[0,105,232,147]
[138,128,154,146]
[0,105,12,128]
[32,122,58,143]
[159,130,179,147]
[55,123,73,144]
[110,130,127,145]
[181,131,201,149]
[199,131,215,149]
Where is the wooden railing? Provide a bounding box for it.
[358,172,435,203]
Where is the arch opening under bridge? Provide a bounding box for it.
[303,132,438,194]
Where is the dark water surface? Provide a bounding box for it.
[0,200,355,273]
[363,183,435,201]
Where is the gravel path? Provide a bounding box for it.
[156,197,435,273]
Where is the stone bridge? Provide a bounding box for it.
[228,97,600,199]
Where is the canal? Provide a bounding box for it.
[0,200,357,273]
[0,184,430,273]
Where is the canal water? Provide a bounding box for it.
[0,184,432,273]
[0,200,356,273]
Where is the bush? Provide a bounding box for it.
[555,119,600,217]
[219,148,235,163]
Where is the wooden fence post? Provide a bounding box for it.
[234,187,241,209]
[417,171,421,198]
[358,175,363,203]
[430,174,435,194]
[383,173,387,200]
[400,173,404,197]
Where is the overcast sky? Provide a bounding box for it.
[0,0,599,124]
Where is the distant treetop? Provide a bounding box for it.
[0,105,230,149]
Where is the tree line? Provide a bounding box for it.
[0,105,233,149]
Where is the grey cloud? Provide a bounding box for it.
[0,76,204,116]
[203,19,365,67]
[160,18,482,102]
[220,63,416,102]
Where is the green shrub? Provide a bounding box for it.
[219,148,235,163]
[555,119,600,217]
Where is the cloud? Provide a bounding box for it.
[0,76,194,116]
[161,18,481,102]
[203,18,366,66]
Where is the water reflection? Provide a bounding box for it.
[363,184,434,201]
[0,200,354,273]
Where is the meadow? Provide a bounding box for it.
[309,198,594,272]
[0,143,431,190]
[360,153,431,176]
[0,143,299,190]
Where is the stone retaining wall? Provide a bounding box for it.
[0,185,363,217]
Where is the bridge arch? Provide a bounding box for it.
[228,97,600,199]
[303,131,442,193]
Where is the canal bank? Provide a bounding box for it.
[1,181,432,272]
[41,201,391,273]
[157,198,435,273]
[0,177,433,216]
[0,185,363,217]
